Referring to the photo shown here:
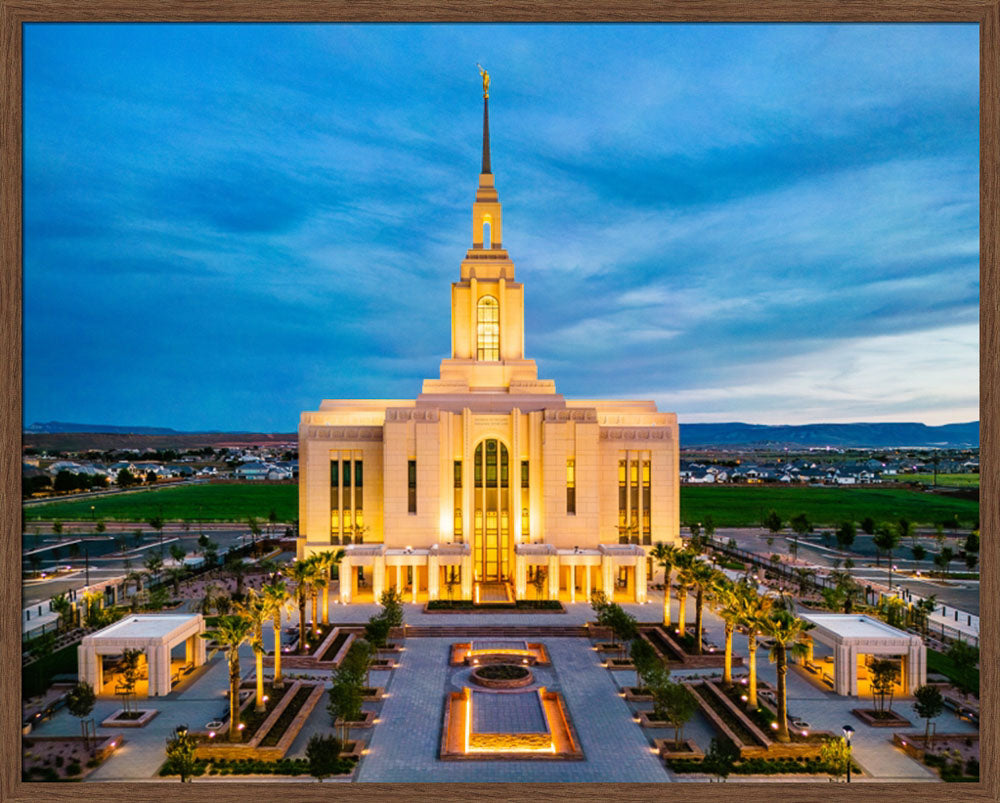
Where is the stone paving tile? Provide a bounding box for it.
[24,591,967,783]
[356,637,668,782]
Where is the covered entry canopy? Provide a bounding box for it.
[78,613,206,698]
[799,613,925,696]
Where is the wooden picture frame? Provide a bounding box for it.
[2,3,995,801]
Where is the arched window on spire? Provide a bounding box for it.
[477,295,499,361]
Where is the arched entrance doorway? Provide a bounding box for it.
[473,438,510,582]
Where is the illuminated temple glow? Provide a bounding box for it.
[297,73,680,604]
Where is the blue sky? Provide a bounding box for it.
[23,23,979,432]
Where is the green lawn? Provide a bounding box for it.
[679,485,978,527]
[926,648,979,694]
[23,483,298,523]
[24,481,978,528]
[905,473,980,488]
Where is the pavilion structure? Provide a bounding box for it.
[797,613,926,697]
[77,613,206,698]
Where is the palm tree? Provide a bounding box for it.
[235,589,269,712]
[224,552,247,598]
[691,561,718,654]
[733,584,774,708]
[758,609,815,742]
[310,567,326,640]
[712,577,743,685]
[287,558,318,655]
[50,592,73,633]
[672,550,697,638]
[260,579,291,688]
[166,565,187,597]
[201,613,256,742]
[169,542,186,565]
[650,542,680,629]
[315,549,345,624]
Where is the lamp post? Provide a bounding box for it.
[842,724,855,782]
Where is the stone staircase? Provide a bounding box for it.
[400,624,590,638]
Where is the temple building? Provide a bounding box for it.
[297,73,680,604]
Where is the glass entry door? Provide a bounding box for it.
[473,439,509,581]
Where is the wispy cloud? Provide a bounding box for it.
[23,23,979,431]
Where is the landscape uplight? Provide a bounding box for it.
[842,725,855,783]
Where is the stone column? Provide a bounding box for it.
[185,635,195,665]
[461,554,473,600]
[428,555,439,601]
[833,644,852,696]
[569,564,576,604]
[635,555,647,603]
[411,564,418,604]
[148,644,171,697]
[373,557,385,602]
[548,554,560,600]
[195,631,207,666]
[514,554,526,599]
[585,564,592,601]
[602,555,614,600]
[395,564,403,595]
[340,557,353,603]
[77,643,100,690]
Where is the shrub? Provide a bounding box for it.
[66,762,82,776]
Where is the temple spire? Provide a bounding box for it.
[478,64,491,174]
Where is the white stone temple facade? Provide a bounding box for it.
[297,78,680,604]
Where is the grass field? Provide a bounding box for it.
[904,473,980,488]
[23,481,978,527]
[679,485,978,527]
[23,483,298,523]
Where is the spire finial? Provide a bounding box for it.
[477,65,491,174]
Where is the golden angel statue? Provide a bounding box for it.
[477,63,490,98]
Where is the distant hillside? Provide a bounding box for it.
[23,431,297,452]
[680,421,979,449]
[25,421,183,435]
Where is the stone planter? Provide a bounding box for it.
[361,686,386,702]
[100,708,158,728]
[470,664,534,689]
[654,738,703,760]
[852,708,912,728]
[624,686,653,702]
[335,710,377,730]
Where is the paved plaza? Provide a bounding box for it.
[24,589,976,782]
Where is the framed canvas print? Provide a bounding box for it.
[2,2,996,802]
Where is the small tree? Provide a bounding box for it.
[869,658,899,715]
[658,681,697,748]
[911,544,927,562]
[164,724,198,782]
[835,521,856,550]
[703,737,738,782]
[947,640,979,671]
[629,637,659,689]
[364,615,392,649]
[820,735,851,781]
[117,648,143,715]
[52,520,63,535]
[305,733,343,782]
[763,510,782,534]
[913,684,945,748]
[327,672,363,741]
[342,638,375,689]
[95,519,106,534]
[378,588,404,628]
[530,567,547,600]
[66,681,96,749]
[860,516,876,536]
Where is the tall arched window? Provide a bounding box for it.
[477,295,499,360]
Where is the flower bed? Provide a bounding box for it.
[159,755,357,778]
[260,685,314,747]
[666,755,842,775]
[471,664,533,689]
[318,629,353,662]
[851,708,912,728]
[22,734,122,782]
[99,708,158,728]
